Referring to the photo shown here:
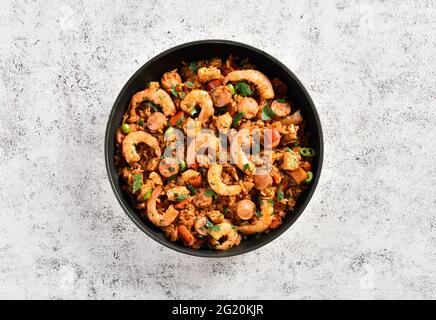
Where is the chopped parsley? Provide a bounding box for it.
[187,184,197,195]
[176,194,187,202]
[205,220,220,232]
[261,103,276,121]
[137,119,144,126]
[203,189,216,198]
[143,189,153,200]
[170,85,178,97]
[215,107,228,116]
[176,114,185,126]
[277,98,286,103]
[255,209,263,217]
[145,101,162,113]
[178,91,186,99]
[132,174,142,194]
[189,62,198,74]
[243,163,250,172]
[185,81,194,88]
[235,81,253,97]
[190,107,200,117]
[232,112,245,127]
[277,188,284,201]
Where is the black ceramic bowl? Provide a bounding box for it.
[105,40,323,257]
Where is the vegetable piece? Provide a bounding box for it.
[261,103,276,121]
[176,194,187,202]
[137,119,144,126]
[300,147,316,157]
[174,198,190,209]
[304,171,313,184]
[170,111,185,127]
[187,184,197,194]
[203,189,216,198]
[170,85,178,97]
[235,81,253,97]
[143,189,153,200]
[178,224,195,246]
[188,175,202,188]
[232,112,245,127]
[189,62,198,74]
[226,83,235,95]
[190,107,200,117]
[121,123,130,134]
[179,160,187,172]
[277,188,284,201]
[132,174,142,194]
[205,220,220,232]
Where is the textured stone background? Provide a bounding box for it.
[0,0,435,299]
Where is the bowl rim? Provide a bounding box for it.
[104,39,324,258]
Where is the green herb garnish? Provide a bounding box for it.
[277,188,284,201]
[235,81,253,97]
[232,112,245,127]
[262,103,276,120]
[170,85,178,97]
[187,184,197,195]
[132,174,142,194]
[277,98,286,103]
[190,107,200,117]
[185,81,194,88]
[189,62,198,74]
[215,107,228,116]
[137,119,144,126]
[204,189,216,198]
[143,189,153,200]
[255,209,263,217]
[176,194,187,202]
[205,220,220,232]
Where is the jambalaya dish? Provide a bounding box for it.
[114,56,316,251]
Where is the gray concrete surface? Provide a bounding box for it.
[0,0,435,299]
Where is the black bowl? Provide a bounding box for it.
[105,40,323,257]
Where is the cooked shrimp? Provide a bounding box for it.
[128,86,176,121]
[122,131,161,164]
[186,132,220,166]
[208,222,239,251]
[198,66,221,83]
[146,186,179,227]
[229,129,256,175]
[207,164,241,196]
[226,69,274,100]
[161,69,182,91]
[238,197,274,235]
[180,90,214,124]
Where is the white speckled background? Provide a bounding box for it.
[0,0,435,299]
